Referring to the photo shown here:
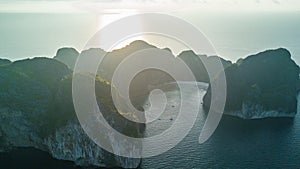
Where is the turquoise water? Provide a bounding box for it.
[141,86,300,168]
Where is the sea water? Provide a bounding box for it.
[141,83,300,168]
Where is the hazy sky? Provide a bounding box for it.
[0,0,300,13]
[0,0,299,64]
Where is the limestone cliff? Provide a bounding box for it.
[203,48,300,119]
[0,57,143,168]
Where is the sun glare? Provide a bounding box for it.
[97,11,148,51]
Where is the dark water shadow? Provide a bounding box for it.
[0,147,108,169]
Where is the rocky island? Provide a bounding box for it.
[1,40,299,168]
[203,48,300,119]
[0,57,144,168]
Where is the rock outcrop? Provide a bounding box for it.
[3,42,298,168]
[0,59,11,66]
[0,57,143,168]
[178,50,232,83]
[203,48,300,119]
[54,41,234,113]
[54,48,79,70]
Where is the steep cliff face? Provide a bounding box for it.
[178,50,232,83]
[0,57,142,168]
[44,119,141,168]
[203,48,300,119]
[0,110,140,168]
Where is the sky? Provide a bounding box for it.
[0,0,300,13]
[0,0,299,64]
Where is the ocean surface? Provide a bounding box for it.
[141,83,300,168]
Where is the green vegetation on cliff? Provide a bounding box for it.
[203,48,300,118]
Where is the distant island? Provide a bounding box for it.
[0,40,299,168]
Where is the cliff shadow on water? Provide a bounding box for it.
[0,147,82,169]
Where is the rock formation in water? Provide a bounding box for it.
[54,48,79,70]
[203,48,300,119]
[55,41,232,108]
[1,41,299,168]
[0,41,233,168]
[54,41,232,84]
[178,50,232,83]
[0,57,143,168]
